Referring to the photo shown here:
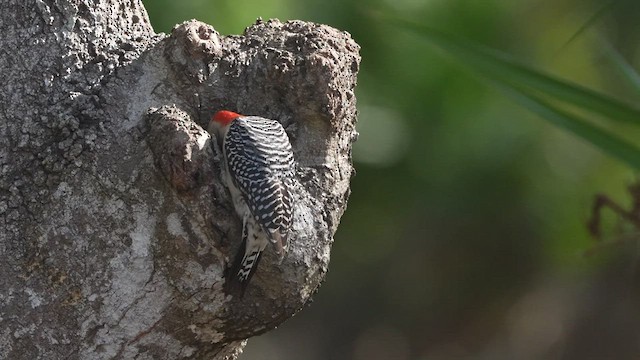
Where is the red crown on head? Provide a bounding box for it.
[212,110,241,126]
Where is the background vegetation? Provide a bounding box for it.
[146,0,640,358]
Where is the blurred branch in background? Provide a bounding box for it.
[144,0,640,358]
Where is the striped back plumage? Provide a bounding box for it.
[224,116,296,251]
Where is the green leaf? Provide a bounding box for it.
[557,1,614,51]
[600,39,640,96]
[387,16,640,127]
[498,84,640,170]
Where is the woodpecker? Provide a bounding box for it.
[208,110,296,295]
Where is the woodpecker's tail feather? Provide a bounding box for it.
[268,230,287,263]
[224,237,264,298]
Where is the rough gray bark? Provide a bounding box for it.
[0,1,360,359]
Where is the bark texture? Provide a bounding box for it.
[0,1,360,359]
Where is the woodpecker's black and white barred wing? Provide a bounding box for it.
[224,116,295,254]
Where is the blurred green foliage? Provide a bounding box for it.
[146,0,640,358]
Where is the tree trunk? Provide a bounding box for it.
[0,1,360,359]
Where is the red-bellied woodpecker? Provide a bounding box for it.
[209,110,295,295]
